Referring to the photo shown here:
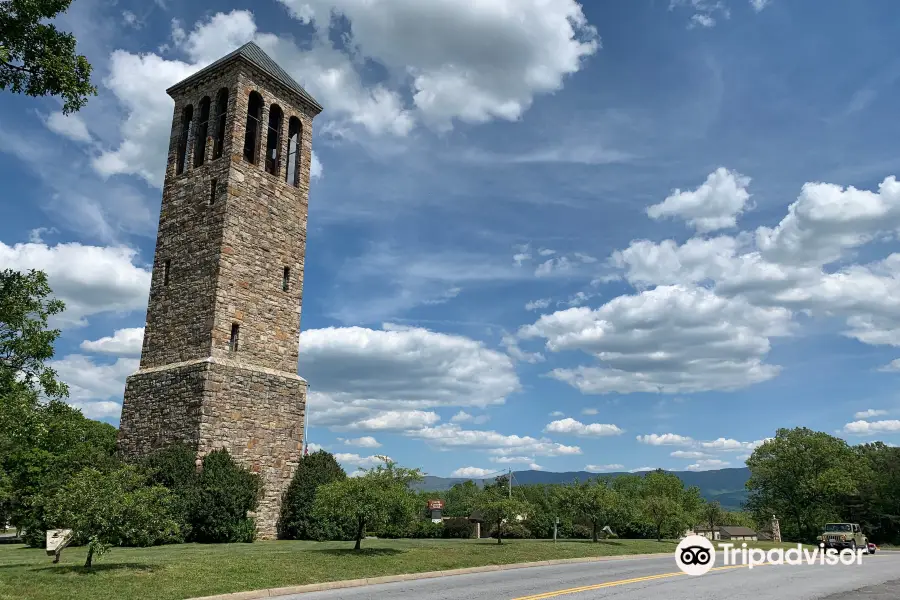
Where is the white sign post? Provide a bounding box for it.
[46,529,73,563]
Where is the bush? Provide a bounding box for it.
[489,521,532,539]
[442,517,475,539]
[569,524,592,539]
[279,450,350,540]
[411,520,444,538]
[140,443,199,540]
[190,450,261,543]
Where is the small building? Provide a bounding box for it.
[690,525,759,541]
[718,526,759,541]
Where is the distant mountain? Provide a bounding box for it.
[412,467,751,511]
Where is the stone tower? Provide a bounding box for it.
[117,42,323,538]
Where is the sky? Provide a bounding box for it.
[2,0,900,479]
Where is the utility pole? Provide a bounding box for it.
[554,517,559,543]
[508,468,512,499]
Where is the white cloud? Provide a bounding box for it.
[343,436,382,448]
[51,354,139,419]
[581,408,599,415]
[44,112,93,143]
[346,410,441,431]
[686,459,731,471]
[410,423,581,457]
[502,333,545,364]
[700,437,770,451]
[670,450,709,459]
[636,433,695,446]
[756,176,900,267]
[535,256,573,277]
[278,0,598,131]
[647,168,751,233]
[842,420,900,435]
[749,0,771,12]
[854,409,888,419]
[544,418,624,437]
[298,324,519,430]
[306,442,325,453]
[0,242,151,327]
[525,298,552,311]
[629,466,657,473]
[310,151,323,179]
[549,411,565,417]
[450,411,489,425]
[81,327,144,356]
[520,284,790,394]
[586,464,624,472]
[334,453,389,469]
[451,467,498,478]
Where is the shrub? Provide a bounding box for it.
[140,443,199,540]
[489,521,532,539]
[442,517,475,539]
[411,519,444,538]
[279,450,349,540]
[569,524,592,539]
[190,450,261,543]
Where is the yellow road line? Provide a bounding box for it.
[510,564,753,600]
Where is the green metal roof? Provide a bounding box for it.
[167,41,323,113]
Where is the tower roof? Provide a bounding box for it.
[167,41,323,113]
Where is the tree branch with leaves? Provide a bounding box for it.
[0,0,97,113]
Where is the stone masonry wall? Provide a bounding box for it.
[198,360,306,538]
[118,361,208,455]
[209,70,316,373]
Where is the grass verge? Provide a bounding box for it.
[0,538,811,600]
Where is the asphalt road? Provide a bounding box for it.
[271,551,900,600]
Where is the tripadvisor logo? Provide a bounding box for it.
[675,536,865,575]
[675,535,716,576]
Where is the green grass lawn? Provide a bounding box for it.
[0,537,812,600]
[0,538,678,600]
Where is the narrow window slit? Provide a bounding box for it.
[229,323,240,352]
[282,266,290,291]
[163,260,171,286]
[209,178,217,205]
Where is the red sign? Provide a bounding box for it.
[427,500,445,511]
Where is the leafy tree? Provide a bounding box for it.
[0,0,97,113]
[723,510,758,529]
[563,478,629,542]
[278,450,348,540]
[0,390,118,546]
[850,442,900,545]
[745,427,860,542]
[0,269,68,399]
[477,496,531,544]
[640,470,701,541]
[444,480,481,518]
[702,500,725,532]
[313,457,423,550]
[45,466,181,567]
[190,449,261,543]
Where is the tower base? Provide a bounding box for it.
[118,357,306,539]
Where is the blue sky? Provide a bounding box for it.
[2,0,900,478]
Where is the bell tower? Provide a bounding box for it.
[117,42,323,538]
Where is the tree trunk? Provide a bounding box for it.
[354,517,364,551]
[592,522,598,543]
[656,524,662,542]
[497,520,503,545]
[84,546,94,569]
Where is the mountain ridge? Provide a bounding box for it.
[412,467,751,511]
